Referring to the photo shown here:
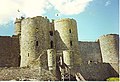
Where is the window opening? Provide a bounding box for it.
[28,53,29,57]
[70,41,72,46]
[36,41,38,46]
[69,29,71,33]
[49,31,53,36]
[50,41,53,48]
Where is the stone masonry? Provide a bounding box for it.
[0,16,119,81]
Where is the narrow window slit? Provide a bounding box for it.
[69,29,71,33]
[28,53,29,57]
[50,41,53,48]
[70,41,72,46]
[36,41,38,46]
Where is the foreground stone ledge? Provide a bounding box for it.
[0,67,57,81]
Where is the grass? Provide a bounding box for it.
[106,77,119,81]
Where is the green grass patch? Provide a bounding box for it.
[106,77,119,81]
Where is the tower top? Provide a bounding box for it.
[54,18,76,23]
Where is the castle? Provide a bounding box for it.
[0,16,119,81]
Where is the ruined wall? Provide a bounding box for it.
[20,16,50,67]
[79,41,102,64]
[0,36,20,67]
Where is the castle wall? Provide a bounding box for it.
[11,35,20,66]
[0,16,119,81]
[20,16,50,67]
[78,41,102,64]
[98,34,119,63]
[0,36,20,67]
[74,63,119,81]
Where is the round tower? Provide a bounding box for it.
[14,18,22,35]
[98,34,119,63]
[20,16,50,67]
[54,18,82,65]
[54,18,79,51]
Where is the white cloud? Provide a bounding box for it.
[105,0,111,6]
[0,0,93,25]
[0,0,51,25]
[48,0,93,15]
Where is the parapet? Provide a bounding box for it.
[54,18,76,23]
[98,34,119,40]
[22,16,49,21]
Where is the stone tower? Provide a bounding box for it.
[54,18,82,65]
[99,34,119,63]
[99,34,119,73]
[20,16,50,67]
[54,18,78,50]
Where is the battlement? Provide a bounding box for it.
[21,16,49,22]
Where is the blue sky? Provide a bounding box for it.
[0,0,119,41]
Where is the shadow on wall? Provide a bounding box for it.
[74,63,119,81]
[55,31,71,80]
[108,63,119,77]
[55,31,68,50]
